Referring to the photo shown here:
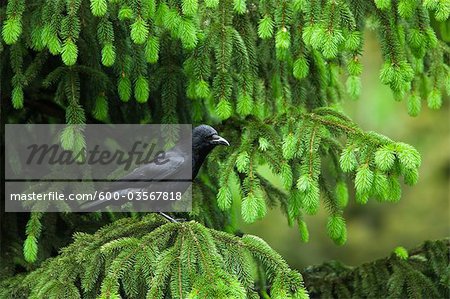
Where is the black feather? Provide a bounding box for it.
[80,125,228,211]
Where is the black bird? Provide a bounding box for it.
[80,125,229,220]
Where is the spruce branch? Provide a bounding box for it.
[1,216,309,299]
[302,239,449,298]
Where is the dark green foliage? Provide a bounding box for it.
[1,0,449,297]
[303,239,450,299]
[1,0,447,240]
[0,215,308,298]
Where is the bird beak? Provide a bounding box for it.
[211,134,230,146]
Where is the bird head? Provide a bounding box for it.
[192,125,230,150]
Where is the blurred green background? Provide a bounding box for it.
[240,30,450,270]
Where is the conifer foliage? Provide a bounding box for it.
[1,0,449,298]
[1,215,308,298]
[303,239,449,298]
